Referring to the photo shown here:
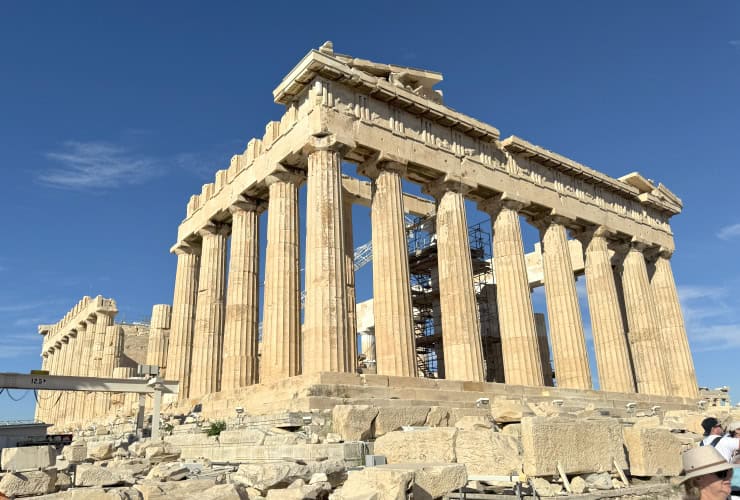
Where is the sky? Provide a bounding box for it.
[1,1,739,420]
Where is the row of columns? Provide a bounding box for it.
[164,142,697,401]
[36,311,124,426]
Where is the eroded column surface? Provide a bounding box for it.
[261,172,302,383]
[73,321,92,425]
[343,197,358,373]
[61,333,79,423]
[45,348,59,423]
[479,283,504,383]
[483,199,544,387]
[165,244,200,399]
[367,162,416,377]
[433,186,484,382]
[538,217,591,389]
[303,143,350,374]
[97,325,123,416]
[577,227,635,393]
[191,224,228,397]
[222,200,260,390]
[650,250,698,398]
[146,304,172,378]
[619,242,670,396]
[35,353,49,422]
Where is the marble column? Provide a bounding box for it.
[97,325,123,416]
[166,243,200,399]
[576,227,635,393]
[365,161,416,377]
[73,321,92,425]
[618,241,670,396]
[481,198,544,387]
[261,170,302,382]
[650,250,698,398]
[191,224,228,397]
[303,142,350,374]
[61,333,78,423]
[44,348,57,423]
[146,304,172,377]
[479,283,504,383]
[89,312,114,419]
[343,197,358,373]
[431,185,484,382]
[538,216,591,389]
[36,352,49,422]
[221,200,260,391]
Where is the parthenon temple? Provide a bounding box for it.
[36,42,698,428]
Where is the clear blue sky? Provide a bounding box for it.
[1,2,739,420]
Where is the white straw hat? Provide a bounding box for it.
[679,446,739,483]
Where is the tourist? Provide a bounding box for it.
[681,446,738,499]
[701,417,740,462]
[729,421,740,499]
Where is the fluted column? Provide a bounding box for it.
[534,313,554,386]
[89,312,114,420]
[363,161,416,377]
[222,199,260,390]
[343,197,358,373]
[303,141,350,374]
[618,241,670,396]
[479,284,504,383]
[166,243,200,400]
[146,304,172,377]
[61,334,79,423]
[35,352,49,422]
[650,250,698,398]
[45,348,58,423]
[73,321,92,426]
[430,183,484,382]
[481,198,544,387]
[261,171,302,382]
[575,227,635,393]
[537,216,591,389]
[97,325,122,416]
[191,223,228,397]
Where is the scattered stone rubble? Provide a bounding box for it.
[4,400,736,499]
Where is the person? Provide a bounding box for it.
[701,417,740,462]
[728,421,740,499]
[680,446,739,499]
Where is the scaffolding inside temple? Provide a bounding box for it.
[406,216,495,379]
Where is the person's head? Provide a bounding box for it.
[681,446,736,499]
[701,417,723,436]
[728,421,740,439]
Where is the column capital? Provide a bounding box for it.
[303,134,354,156]
[198,222,230,239]
[423,174,477,200]
[172,241,201,256]
[265,166,305,188]
[477,193,528,217]
[357,152,407,179]
[570,224,615,248]
[229,195,263,215]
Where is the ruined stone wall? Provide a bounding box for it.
[119,324,149,370]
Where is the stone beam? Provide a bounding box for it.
[341,175,435,217]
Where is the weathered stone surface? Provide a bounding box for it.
[376,463,466,500]
[62,442,88,463]
[332,405,378,441]
[35,486,143,499]
[338,467,413,500]
[0,469,57,497]
[454,415,493,431]
[56,470,72,490]
[75,463,129,487]
[1,445,55,471]
[623,427,683,477]
[146,462,189,481]
[88,440,116,461]
[264,433,305,446]
[374,407,430,436]
[584,472,612,490]
[374,428,457,464]
[521,417,626,476]
[145,443,181,462]
[631,415,661,429]
[265,488,304,500]
[447,408,490,426]
[425,407,449,427]
[570,476,587,494]
[218,428,267,445]
[232,462,312,493]
[135,479,217,500]
[531,477,562,497]
[490,399,525,424]
[455,429,521,475]
[500,423,521,438]
[199,483,249,500]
